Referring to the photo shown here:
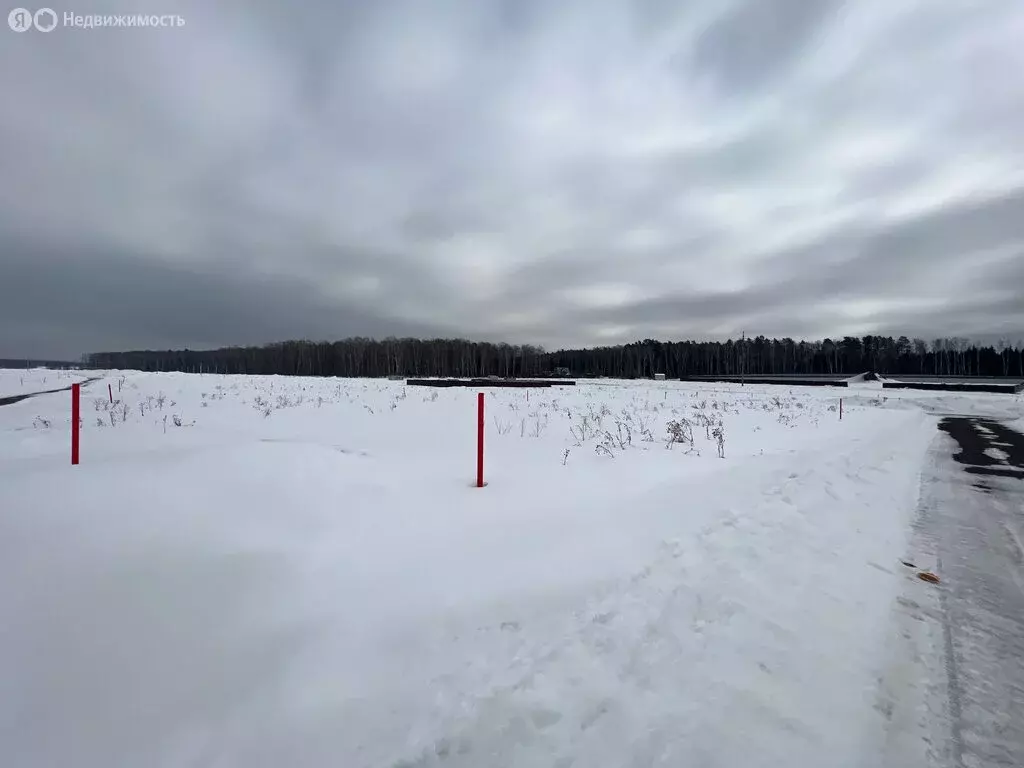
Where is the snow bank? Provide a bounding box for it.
[877,387,1024,421]
[0,373,940,766]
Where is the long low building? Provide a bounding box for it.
[406,378,577,388]
[881,375,1024,394]
[679,373,861,387]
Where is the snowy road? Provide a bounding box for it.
[895,416,1024,768]
[0,376,98,407]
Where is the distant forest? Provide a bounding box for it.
[83,335,1024,379]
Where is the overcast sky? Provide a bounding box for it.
[2,0,1023,359]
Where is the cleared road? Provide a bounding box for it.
[901,416,1024,767]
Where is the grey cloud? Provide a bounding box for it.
[688,0,838,93]
[749,186,1024,297]
[0,240,456,359]
[540,184,1024,341]
[868,293,1024,343]
[1,0,1023,359]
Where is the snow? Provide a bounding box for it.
[983,446,1010,462]
[0,367,86,399]
[0,371,973,766]
[873,388,1024,422]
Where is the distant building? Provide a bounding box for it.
[654,373,666,381]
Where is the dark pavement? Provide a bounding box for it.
[939,417,1024,482]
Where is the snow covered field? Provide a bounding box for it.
[0,367,86,399]
[0,371,1020,767]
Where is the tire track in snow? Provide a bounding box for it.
[393,532,748,768]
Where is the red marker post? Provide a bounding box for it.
[71,383,80,465]
[839,398,843,420]
[108,383,113,403]
[476,392,485,487]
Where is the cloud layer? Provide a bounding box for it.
[2,0,1023,358]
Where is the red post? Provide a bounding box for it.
[108,383,113,403]
[71,383,80,465]
[839,398,843,420]
[476,392,485,487]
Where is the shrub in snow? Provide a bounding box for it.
[712,422,725,458]
[666,418,693,448]
[568,409,603,445]
[635,413,655,441]
[610,420,632,449]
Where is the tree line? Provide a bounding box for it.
[83,334,1024,379]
